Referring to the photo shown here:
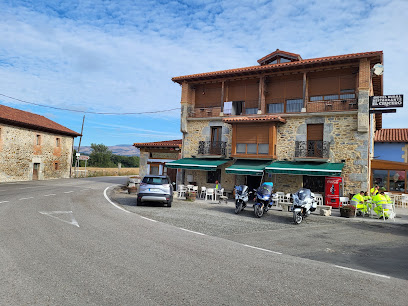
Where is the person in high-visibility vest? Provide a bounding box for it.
[370,185,380,197]
[363,192,372,214]
[373,191,390,219]
[351,191,367,215]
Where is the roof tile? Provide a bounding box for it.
[133,139,182,148]
[222,115,286,123]
[374,128,408,142]
[0,104,81,136]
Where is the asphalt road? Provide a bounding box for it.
[1,177,407,305]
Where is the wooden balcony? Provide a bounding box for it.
[306,98,357,112]
[198,141,226,156]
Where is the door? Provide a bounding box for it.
[307,124,324,157]
[210,126,222,155]
[33,163,40,180]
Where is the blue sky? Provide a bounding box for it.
[0,0,407,147]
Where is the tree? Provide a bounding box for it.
[89,143,114,167]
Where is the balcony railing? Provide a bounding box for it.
[198,141,226,156]
[295,140,330,159]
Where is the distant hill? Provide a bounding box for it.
[75,145,140,156]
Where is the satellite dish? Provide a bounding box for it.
[372,63,384,76]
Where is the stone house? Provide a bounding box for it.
[166,49,384,198]
[133,139,182,183]
[0,105,80,182]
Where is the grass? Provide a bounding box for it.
[73,167,139,177]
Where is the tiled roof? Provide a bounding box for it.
[375,129,408,142]
[133,139,182,148]
[0,104,81,136]
[172,51,383,83]
[222,115,286,123]
[257,49,302,64]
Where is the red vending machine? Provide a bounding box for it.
[325,176,342,208]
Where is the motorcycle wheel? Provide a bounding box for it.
[254,205,264,218]
[235,201,243,214]
[293,211,302,224]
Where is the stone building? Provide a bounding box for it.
[0,105,80,182]
[133,139,182,183]
[166,49,384,199]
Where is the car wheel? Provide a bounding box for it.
[167,200,172,207]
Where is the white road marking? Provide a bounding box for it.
[0,201,10,204]
[140,216,158,222]
[243,244,283,255]
[103,186,130,213]
[335,265,390,279]
[0,189,6,192]
[179,228,206,236]
[19,186,37,190]
[64,191,74,194]
[44,194,56,197]
[39,211,80,227]
[19,197,34,200]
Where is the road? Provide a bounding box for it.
[1,177,407,305]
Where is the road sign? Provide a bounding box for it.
[369,95,403,108]
[77,155,90,161]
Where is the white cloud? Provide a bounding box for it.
[0,0,407,130]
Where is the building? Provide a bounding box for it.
[134,139,182,183]
[166,49,385,197]
[371,128,408,192]
[0,104,81,182]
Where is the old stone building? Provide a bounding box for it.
[0,105,80,182]
[133,139,182,183]
[166,49,384,201]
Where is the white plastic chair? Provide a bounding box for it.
[379,203,396,221]
[315,195,324,206]
[200,186,207,199]
[349,200,359,217]
[177,185,187,198]
[187,184,194,192]
[402,196,408,208]
[216,188,224,197]
[206,188,215,201]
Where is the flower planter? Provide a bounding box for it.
[185,191,197,201]
[340,207,355,218]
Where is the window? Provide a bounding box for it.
[340,93,356,99]
[258,144,269,154]
[247,144,257,154]
[54,162,59,170]
[56,137,60,147]
[310,96,323,102]
[372,170,388,189]
[307,124,324,158]
[389,170,405,192]
[207,169,221,184]
[268,103,284,113]
[36,135,41,145]
[232,101,244,115]
[286,99,303,112]
[236,143,246,154]
[245,108,258,115]
[142,176,169,185]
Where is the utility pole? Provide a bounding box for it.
[75,115,86,177]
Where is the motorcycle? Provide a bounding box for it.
[253,182,274,218]
[234,185,249,214]
[291,188,317,224]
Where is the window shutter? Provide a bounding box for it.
[307,124,323,141]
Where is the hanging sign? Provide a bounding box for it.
[369,94,403,108]
[77,155,90,161]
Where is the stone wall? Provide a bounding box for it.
[276,114,369,195]
[0,123,74,182]
[183,119,232,158]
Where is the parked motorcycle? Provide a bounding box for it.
[291,188,317,224]
[253,182,274,218]
[234,185,249,214]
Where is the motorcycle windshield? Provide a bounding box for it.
[295,188,312,201]
[257,184,273,196]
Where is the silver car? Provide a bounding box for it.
[137,175,173,207]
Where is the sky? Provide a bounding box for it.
[0,0,407,147]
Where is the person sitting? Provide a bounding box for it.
[363,192,372,214]
[372,190,390,219]
[351,191,367,215]
[370,185,380,197]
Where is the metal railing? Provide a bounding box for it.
[295,140,330,158]
[198,141,227,156]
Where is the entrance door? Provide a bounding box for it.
[166,167,177,184]
[33,163,40,180]
[246,175,262,201]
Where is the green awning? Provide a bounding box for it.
[265,161,344,176]
[226,159,272,176]
[165,158,229,171]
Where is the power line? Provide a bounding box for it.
[0,93,180,115]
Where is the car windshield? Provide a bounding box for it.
[142,177,169,185]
